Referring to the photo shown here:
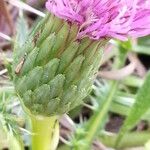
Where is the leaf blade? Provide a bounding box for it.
[116,72,150,147]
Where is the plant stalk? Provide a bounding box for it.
[76,47,128,149]
[84,81,119,147]
[31,115,59,150]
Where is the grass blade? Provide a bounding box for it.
[115,71,150,148]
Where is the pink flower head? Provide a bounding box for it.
[46,0,150,41]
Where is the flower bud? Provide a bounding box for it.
[13,14,107,116]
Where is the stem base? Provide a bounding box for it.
[31,115,59,150]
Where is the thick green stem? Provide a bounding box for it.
[31,115,59,150]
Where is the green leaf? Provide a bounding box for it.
[64,55,85,86]
[34,14,62,45]
[36,34,56,65]
[115,72,150,148]
[16,14,28,47]
[26,67,43,90]
[138,36,150,47]
[49,22,70,59]
[133,36,150,55]
[75,64,93,85]
[46,98,60,115]
[133,45,150,55]
[23,90,32,107]
[66,24,78,43]
[0,91,24,150]
[82,41,99,67]
[77,38,91,55]
[4,59,13,80]
[13,41,34,68]
[13,14,30,67]
[62,85,77,105]
[16,76,27,95]
[33,84,51,104]
[50,15,63,33]
[16,67,43,95]
[90,50,102,74]
[57,42,80,73]
[49,74,65,99]
[41,58,60,84]
[21,47,39,75]
[32,14,52,44]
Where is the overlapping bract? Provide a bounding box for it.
[13,14,107,116]
[46,0,150,40]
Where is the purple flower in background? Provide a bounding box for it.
[46,0,150,40]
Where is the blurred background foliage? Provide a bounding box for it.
[1,0,150,150]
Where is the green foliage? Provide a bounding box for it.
[1,2,150,149]
[0,90,24,150]
[115,72,150,148]
[16,14,28,47]
[133,36,150,55]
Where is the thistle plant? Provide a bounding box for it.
[12,0,150,150]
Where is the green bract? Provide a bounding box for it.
[13,14,107,117]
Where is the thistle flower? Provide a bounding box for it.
[13,9,107,150]
[46,0,150,40]
[12,0,150,150]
